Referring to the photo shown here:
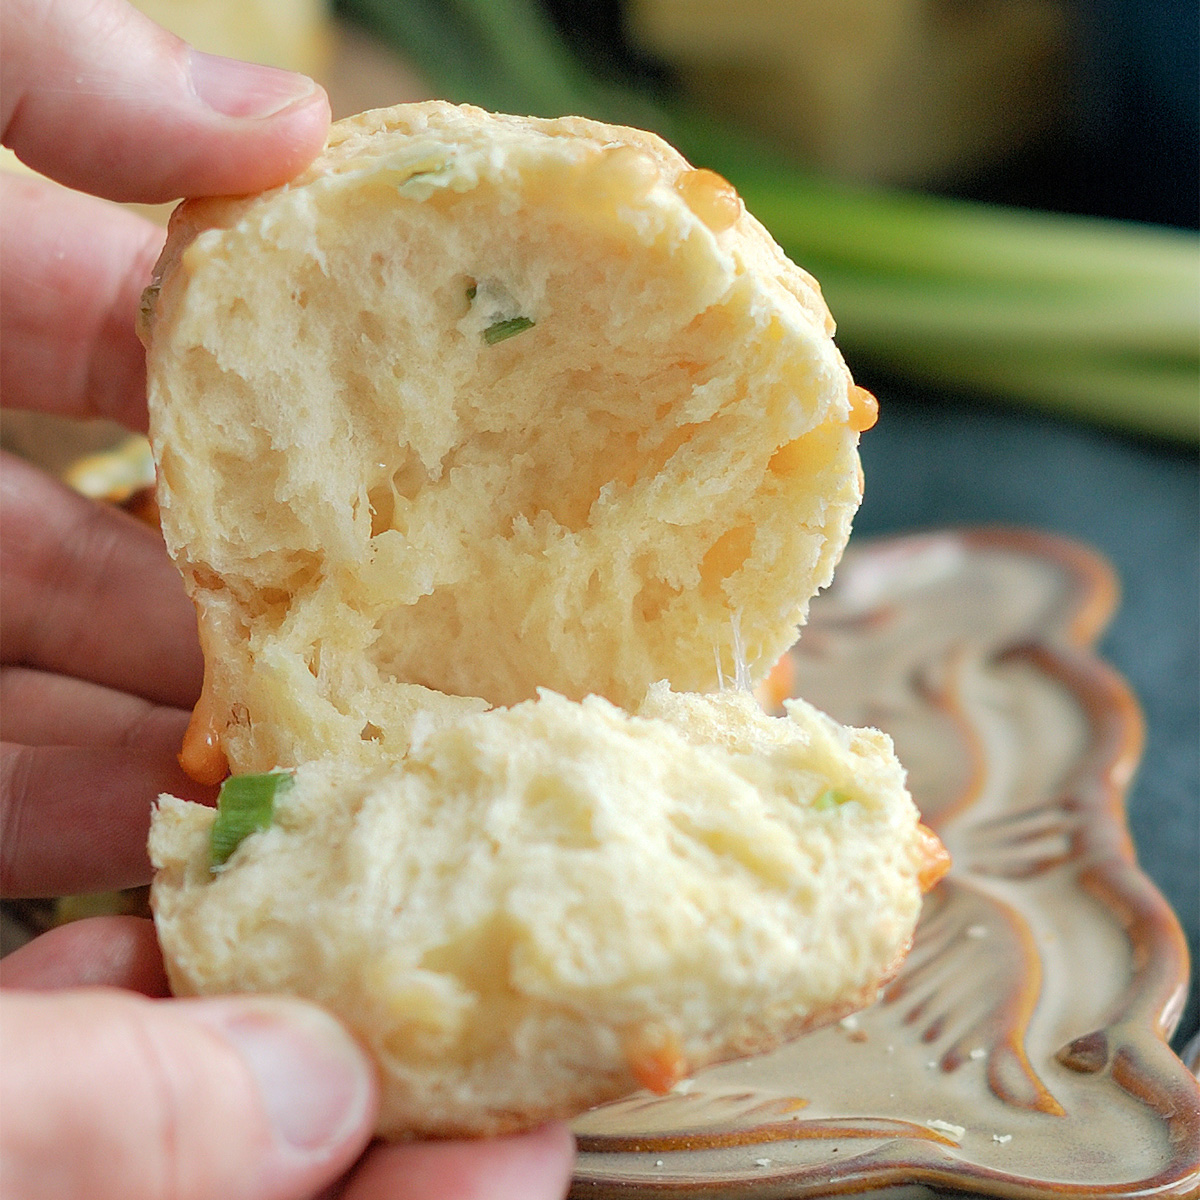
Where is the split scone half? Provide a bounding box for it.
[143,102,946,1138]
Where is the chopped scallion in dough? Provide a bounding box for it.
[813,787,851,810]
[483,316,534,344]
[210,772,293,870]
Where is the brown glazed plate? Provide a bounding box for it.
[569,527,1200,1198]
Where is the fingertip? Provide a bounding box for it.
[527,1122,578,1195]
[142,55,333,201]
[522,1121,578,1169]
[0,989,378,1200]
[187,50,323,121]
[182,996,379,1171]
[184,49,332,189]
[2,0,333,203]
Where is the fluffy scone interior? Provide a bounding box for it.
[143,102,872,776]
[150,686,937,1140]
[143,102,946,1139]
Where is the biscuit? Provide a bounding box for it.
[143,102,940,1138]
[142,101,871,776]
[150,685,931,1139]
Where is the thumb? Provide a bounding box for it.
[1,0,330,203]
[0,988,378,1200]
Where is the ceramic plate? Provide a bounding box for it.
[570,527,1199,1198]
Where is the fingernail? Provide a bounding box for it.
[191,999,375,1152]
[188,49,320,119]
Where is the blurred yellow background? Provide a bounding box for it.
[627,0,1071,186]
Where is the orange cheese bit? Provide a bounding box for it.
[675,168,742,234]
[754,652,796,715]
[915,823,951,893]
[179,662,229,786]
[122,486,160,527]
[626,1026,687,1095]
[848,385,879,433]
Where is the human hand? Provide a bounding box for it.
[0,2,575,1195]
[2,919,573,1200]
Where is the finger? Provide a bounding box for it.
[0,173,161,428]
[0,667,194,748]
[0,989,378,1200]
[2,0,330,204]
[0,454,203,707]
[340,1123,576,1200]
[1,739,215,898]
[0,916,169,995]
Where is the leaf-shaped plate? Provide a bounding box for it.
[571,527,1199,1198]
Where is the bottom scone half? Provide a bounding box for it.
[150,684,946,1139]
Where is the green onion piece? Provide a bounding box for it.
[484,316,535,345]
[813,787,852,811]
[390,154,451,190]
[466,282,477,301]
[210,772,293,871]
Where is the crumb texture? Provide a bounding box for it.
[150,686,926,1139]
[146,102,860,773]
[143,102,931,1139]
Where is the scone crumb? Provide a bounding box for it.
[927,1118,966,1141]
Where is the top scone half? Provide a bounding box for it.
[143,103,945,1140]
[141,101,876,778]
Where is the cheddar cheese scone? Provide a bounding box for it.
[141,102,873,777]
[150,686,941,1139]
[143,103,943,1138]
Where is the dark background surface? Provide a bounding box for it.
[544,0,1200,1050]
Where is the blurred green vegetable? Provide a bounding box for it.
[341,0,1199,441]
